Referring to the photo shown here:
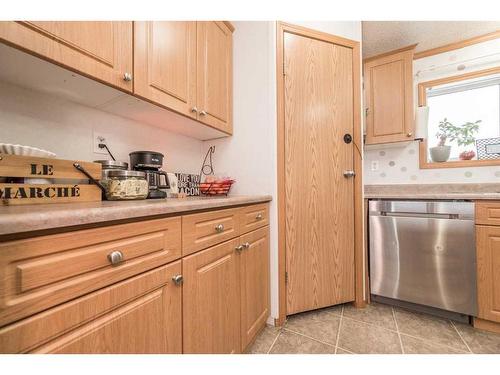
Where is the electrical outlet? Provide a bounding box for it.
[371,160,379,171]
[93,132,109,155]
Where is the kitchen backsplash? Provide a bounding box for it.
[0,80,204,174]
[364,141,500,184]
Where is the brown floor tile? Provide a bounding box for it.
[285,310,341,345]
[337,317,402,354]
[336,348,353,354]
[343,302,397,330]
[454,322,500,354]
[400,334,467,354]
[246,325,281,354]
[269,330,335,354]
[394,308,468,351]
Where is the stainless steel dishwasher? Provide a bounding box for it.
[369,200,477,316]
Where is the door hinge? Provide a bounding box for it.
[285,271,288,284]
[365,108,369,117]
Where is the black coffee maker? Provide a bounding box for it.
[129,151,170,199]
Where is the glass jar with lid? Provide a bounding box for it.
[105,170,148,200]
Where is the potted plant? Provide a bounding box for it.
[430,118,481,162]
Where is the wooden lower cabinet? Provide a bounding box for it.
[182,238,241,354]
[0,262,182,354]
[240,227,270,350]
[476,225,500,323]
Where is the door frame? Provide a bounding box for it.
[275,21,365,326]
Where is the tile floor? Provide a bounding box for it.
[247,302,500,354]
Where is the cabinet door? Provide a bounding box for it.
[476,225,500,323]
[0,21,133,91]
[18,262,182,354]
[196,21,233,134]
[134,22,197,118]
[240,227,270,350]
[364,47,414,144]
[183,238,241,353]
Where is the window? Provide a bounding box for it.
[419,67,500,168]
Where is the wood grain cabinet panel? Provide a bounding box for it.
[364,47,415,144]
[0,263,182,353]
[240,227,270,350]
[196,21,233,134]
[134,21,197,118]
[0,21,133,91]
[239,203,269,234]
[476,225,500,323]
[0,217,181,327]
[182,238,241,353]
[476,201,500,226]
[182,207,240,256]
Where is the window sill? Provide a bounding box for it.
[418,140,500,169]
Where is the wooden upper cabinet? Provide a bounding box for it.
[240,227,270,350]
[182,238,241,354]
[0,21,133,92]
[134,22,197,118]
[196,21,233,134]
[476,225,500,323]
[364,45,415,145]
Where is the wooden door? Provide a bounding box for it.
[476,225,500,323]
[182,239,241,353]
[364,47,414,144]
[134,22,197,118]
[240,227,270,350]
[196,21,233,134]
[24,262,182,354]
[0,21,133,91]
[284,31,355,315]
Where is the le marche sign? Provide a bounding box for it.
[0,155,101,205]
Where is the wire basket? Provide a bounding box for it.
[199,179,235,196]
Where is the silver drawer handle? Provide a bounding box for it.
[172,274,183,286]
[343,170,356,178]
[107,250,124,265]
[255,213,263,221]
[243,242,250,250]
[215,223,224,233]
[235,245,244,252]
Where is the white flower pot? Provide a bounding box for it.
[429,146,451,163]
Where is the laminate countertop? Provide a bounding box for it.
[0,195,272,237]
[365,183,500,200]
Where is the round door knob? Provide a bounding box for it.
[123,72,132,82]
[235,245,244,252]
[191,107,198,113]
[107,250,124,265]
[407,132,413,137]
[172,274,183,286]
[255,213,263,221]
[243,242,250,249]
[215,223,224,233]
[343,170,356,178]
[199,110,207,116]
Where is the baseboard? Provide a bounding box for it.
[473,317,500,334]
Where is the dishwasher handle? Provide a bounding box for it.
[378,211,471,220]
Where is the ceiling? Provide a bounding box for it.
[362,21,500,58]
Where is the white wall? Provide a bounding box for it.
[206,21,362,323]
[364,38,500,185]
[0,81,204,173]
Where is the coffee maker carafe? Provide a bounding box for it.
[129,151,170,199]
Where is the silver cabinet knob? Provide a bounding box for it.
[255,213,263,221]
[235,245,244,252]
[243,242,250,250]
[343,170,356,178]
[123,72,132,82]
[199,110,207,116]
[107,250,124,265]
[215,223,224,233]
[172,274,183,286]
[407,132,413,137]
[191,107,198,113]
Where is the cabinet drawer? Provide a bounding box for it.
[240,203,269,234]
[182,208,240,256]
[476,201,500,226]
[0,217,181,327]
[0,262,182,353]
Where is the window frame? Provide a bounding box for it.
[418,65,500,169]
